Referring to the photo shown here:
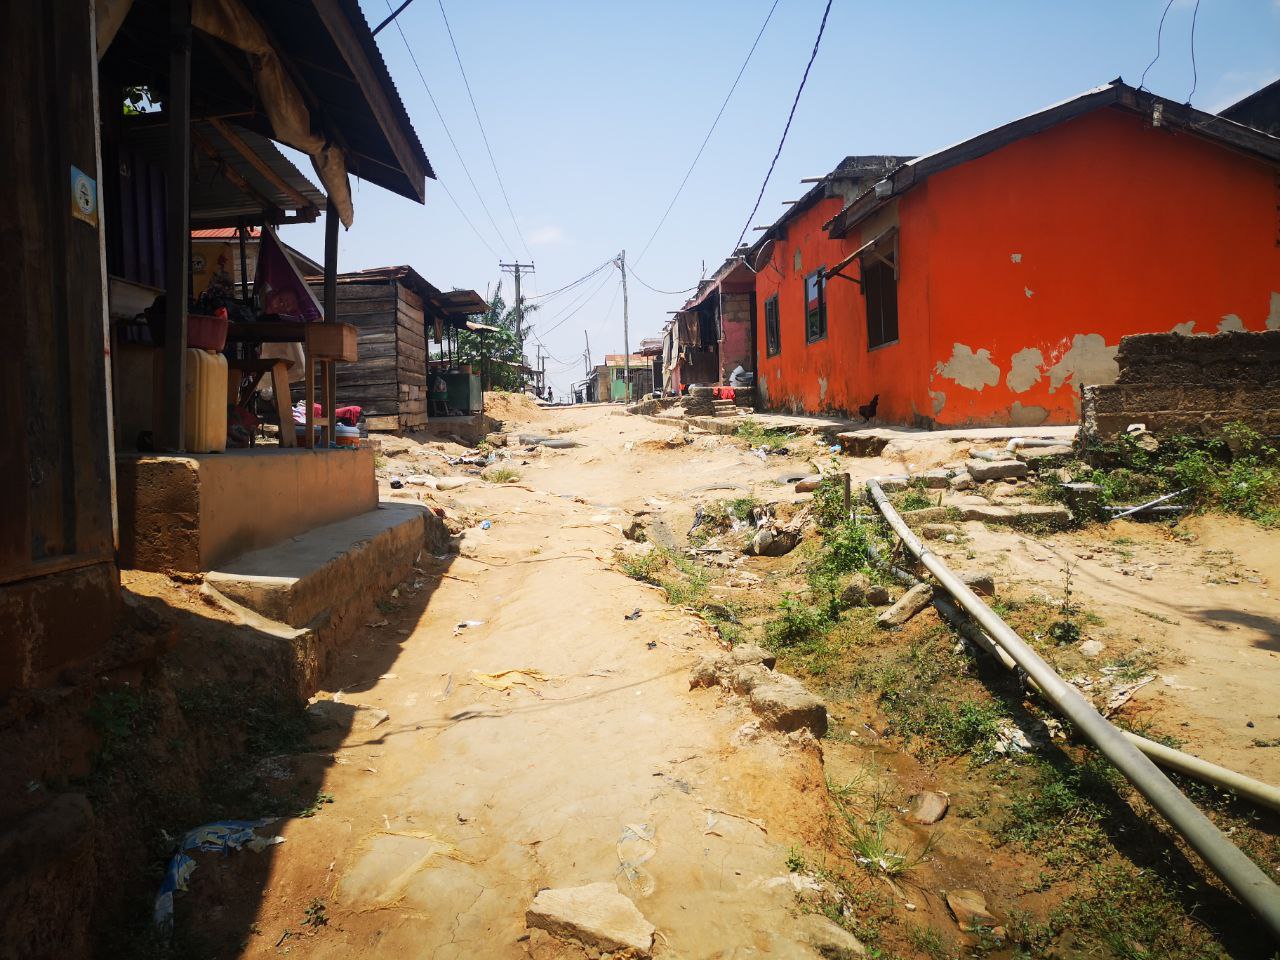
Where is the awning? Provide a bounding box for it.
[121,118,324,227]
[824,227,898,285]
[465,320,500,333]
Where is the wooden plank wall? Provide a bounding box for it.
[319,279,429,431]
[395,284,427,430]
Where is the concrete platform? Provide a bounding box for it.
[117,447,377,572]
[205,502,428,628]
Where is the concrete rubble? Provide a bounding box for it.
[690,644,828,736]
[792,912,867,957]
[525,882,655,955]
[964,458,1029,482]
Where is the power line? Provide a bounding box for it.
[1139,0,1176,91]
[434,178,501,260]
[539,270,620,338]
[524,257,615,302]
[383,0,515,256]
[635,0,782,265]
[437,0,534,260]
[1187,0,1201,102]
[625,263,698,297]
[732,0,833,252]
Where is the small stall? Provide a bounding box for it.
[426,295,496,419]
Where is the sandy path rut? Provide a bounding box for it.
[236,444,830,958]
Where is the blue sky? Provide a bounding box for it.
[280,0,1280,397]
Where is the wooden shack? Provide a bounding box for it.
[312,266,487,431]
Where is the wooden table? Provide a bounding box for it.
[226,322,357,448]
[227,358,295,447]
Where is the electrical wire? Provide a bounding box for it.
[732,0,833,252]
[383,0,515,256]
[437,0,534,260]
[524,257,616,302]
[1186,0,1200,103]
[625,263,698,297]
[1139,0,1176,92]
[539,270,621,338]
[635,0,782,265]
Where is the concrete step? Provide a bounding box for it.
[205,502,430,628]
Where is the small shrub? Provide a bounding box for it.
[766,593,831,647]
[736,419,795,451]
[482,465,521,484]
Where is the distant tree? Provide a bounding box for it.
[452,283,538,392]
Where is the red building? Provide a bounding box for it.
[751,81,1280,426]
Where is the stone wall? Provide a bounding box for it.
[1081,330,1280,443]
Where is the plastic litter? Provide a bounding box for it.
[480,520,492,530]
[625,608,642,621]
[455,620,485,631]
[616,822,657,897]
[155,820,285,931]
[389,478,403,489]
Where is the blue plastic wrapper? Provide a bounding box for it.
[154,819,285,931]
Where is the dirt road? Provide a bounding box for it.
[220,406,840,958]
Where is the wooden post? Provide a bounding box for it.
[161,0,192,451]
[842,472,852,516]
[237,219,250,300]
[320,196,339,447]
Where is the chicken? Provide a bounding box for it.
[857,394,880,422]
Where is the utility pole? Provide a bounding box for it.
[616,250,632,403]
[499,260,535,382]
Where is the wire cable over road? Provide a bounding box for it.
[732,0,833,251]
[635,0,782,265]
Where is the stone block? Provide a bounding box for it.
[958,504,1071,527]
[965,459,1028,482]
[836,432,889,457]
[526,883,654,955]
[749,676,828,736]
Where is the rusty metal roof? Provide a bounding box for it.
[104,0,433,203]
[122,119,324,227]
[314,265,486,325]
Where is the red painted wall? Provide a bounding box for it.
[755,106,1280,426]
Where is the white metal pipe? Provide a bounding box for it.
[866,478,1280,939]
[865,547,1280,814]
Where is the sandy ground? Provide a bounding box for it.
[219,404,844,958]
[185,399,1279,956]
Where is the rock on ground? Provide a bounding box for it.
[836,433,888,457]
[906,791,949,824]
[876,582,934,628]
[949,471,975,491]
[305,700,389,732]
[944,888,1004,939]
[840,573,891,606]
[525,882,655,955]
[793,912,866,957]
[957,504,1070,527]
[965,458,1029,481]
[920,469,951,489]
[749,675,829,737]
[921,523,959,540]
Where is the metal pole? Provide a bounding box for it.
[619,250,631,403]
[865,477,1280,939]
[237,219,250,301]
[584,330,591,376]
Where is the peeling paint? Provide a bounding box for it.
[793,248,803,274]
[1006,347,1044,393]
[1010,253,1022,263]
[757,375,769,404]
[1218,313,1245,333]
[817,377,828,403]
[1010,401,1049,426]
[1024,287,1034,298]
[1267,293,1280,330]
[935,343,1000,391]
[930,390,946,415]
[1047,333,1119,392]
[1170,321,1198,336]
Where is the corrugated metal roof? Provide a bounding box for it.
[121,119,324,227]
[104,0,433,204]
[313,265,485,325]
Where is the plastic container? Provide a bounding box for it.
[335,424,360,448]
[187,313,229,351]
[183,348,228,452]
